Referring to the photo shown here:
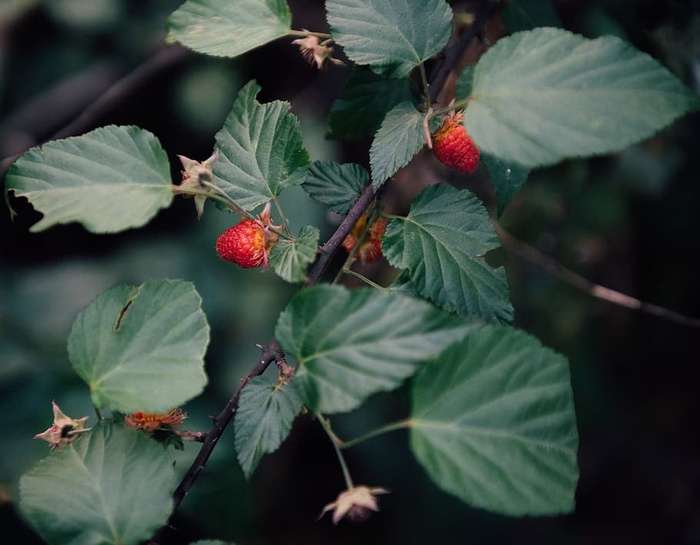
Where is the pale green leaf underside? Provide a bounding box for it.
[20,423,176,545]
[275,285,476,414]
[269,225,320,282]
[303,161,367,214]
[166,0,291,58]
[67,280,209,413]
[5,125,172,233]
[410,325,579,515]
[327,0,452,78]
[234,375,303,478]
[383,184,513,323]
[370,101,426,187]
[466,28,700,167]
[214,80,310,211]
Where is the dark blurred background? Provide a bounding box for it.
[1,1,700,544]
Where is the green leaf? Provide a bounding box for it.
[213,80,310,211]
[5,125,172,233]
[382,184,513,323]
[327,67,418,140]
[303,161,367,214]
[466,28,700,168]
[327,0,453,78]
[370,102,426,188]
[481,153,530,216]
[410,325,579,515]
[67,280,209,413]
[20,422,177,545]
[234,375,303,478]
[269,225,320,283]
[275,285,476,414]
[166,0,291,58]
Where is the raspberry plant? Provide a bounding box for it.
[2,1,699,544]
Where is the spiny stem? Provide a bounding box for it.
[338,419,413,449]
[316,413,354,489]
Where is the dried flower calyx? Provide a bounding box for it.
[125,407,187,433]
[34,400,90,450]
[320,485,390,524]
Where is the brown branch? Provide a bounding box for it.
[150,339,285,544]
[496,224,700,328]
[304,183,376,287]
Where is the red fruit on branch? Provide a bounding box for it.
[215,203,282,269]
[432,111,480,174]
[216,219,267,268]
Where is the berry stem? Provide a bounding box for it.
[337,418,413,450]
[316,413,355,490]
[287,29,332,40]
[341,268,388,291]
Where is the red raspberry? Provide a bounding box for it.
[432,111,479,174]
[216,219,267,268]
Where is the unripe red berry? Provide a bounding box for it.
[432,111,480,174]
[343,214,387,264]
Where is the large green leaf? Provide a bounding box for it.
[327,0,452,78]
[370,102,426,187]
[465,28,700,167]
[382,184,513,323]
[269,225,320,283]
[5,125,172,233]
[410,325,579,515]
[67,280,209,413]
[303,161,367,214]
[20,422,177,545]
[166,0,291,58]
[213,80,310,211]
[234,375,303,478]
[327,67,417,140]
[275,285,476,414]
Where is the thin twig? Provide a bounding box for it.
[496,224,700,327]
[1,45,190,173]
[427,0,500,106]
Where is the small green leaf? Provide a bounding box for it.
[67,280,209,413]
[327,67,418,140]
[5,125,172,233]
[327,0,453,78]
[370,102,426,188]
[382,184,513,323]
[466,28,700,167]
[410,325,579,515]
[213,80,310,211]
[481,153,530,216]
[234,375,303,478]
[303,161,367,214]
[166,0,291,58]
[20,422,177,545]
[269,225,320,283]
[275,285,476,414]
